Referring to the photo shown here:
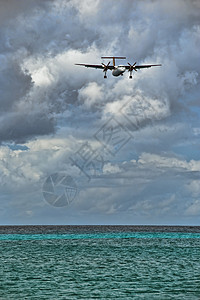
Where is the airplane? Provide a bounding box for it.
[75,56,161,79]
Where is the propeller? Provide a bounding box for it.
[102,61,110,71]
[127,62,137,79]
[128,62,137,72]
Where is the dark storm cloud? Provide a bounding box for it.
[0,0,51,26]
[0,112,55,143]
[0,0,100,143]
[0,58,32,112]
[0,0,200,146]
[0,0,55,143]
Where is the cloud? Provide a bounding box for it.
[78,82,104,109]
[1,0,199,143]
[138,152,200,172]
[0,0,200,224]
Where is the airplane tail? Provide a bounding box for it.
[101,56,126,67]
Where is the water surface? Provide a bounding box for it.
[0,226,199,299]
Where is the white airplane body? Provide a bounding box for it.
[75,56,161,79]
[112,65,126,77]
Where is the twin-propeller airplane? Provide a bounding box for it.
[75,56,161,79]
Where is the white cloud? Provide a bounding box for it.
[0,0,200,224]
[103,162,121,174]
[138,153,200,172]
[78,82,104,108]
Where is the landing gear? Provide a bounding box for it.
[102,61,110,79]
[128,62,137,79]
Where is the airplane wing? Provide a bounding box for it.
[134,64,161,69]
[75,63,114,69]
[124,64,161,70]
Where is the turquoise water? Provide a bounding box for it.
[0,226,200,299]
[1,232,200,240]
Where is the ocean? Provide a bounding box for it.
[0,225,200,299]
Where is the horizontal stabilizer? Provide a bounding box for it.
[101,56,126,59]
[101,56,126,66]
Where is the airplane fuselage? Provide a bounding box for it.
[112,65,126,76]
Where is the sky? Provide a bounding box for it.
[0,0,200,225]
